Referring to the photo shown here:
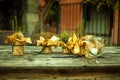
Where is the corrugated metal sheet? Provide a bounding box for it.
[84,5,112,45]
[59,3,82,33]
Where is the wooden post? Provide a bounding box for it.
[111,1,119,46]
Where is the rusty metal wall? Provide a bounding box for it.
[59,2,113,45]
[59,2,82,33]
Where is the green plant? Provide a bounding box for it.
[12,16,22,32]
[76,20,85,38]
[58,30,72,43]
[84,0,120,11]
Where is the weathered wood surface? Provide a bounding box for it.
[0,45,120,68]
[0,45,120,79]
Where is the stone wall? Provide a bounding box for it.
[24,0,39,36]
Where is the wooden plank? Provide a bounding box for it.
[111,1,119,45]
[0,46,120,68]
[112,9,119,45]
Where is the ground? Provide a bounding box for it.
[0,45,120,79]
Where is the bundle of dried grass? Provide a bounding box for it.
[61,34,104,59]
[37,35,59,53]
[4,32,32,55]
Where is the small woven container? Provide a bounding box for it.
[12,45,24,56]
[62,47,69,54]
[43,46,52,54]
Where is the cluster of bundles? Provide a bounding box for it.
[4,32,104,58]
[37,33,104,59]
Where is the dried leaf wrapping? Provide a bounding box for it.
[72,33,78,43]
[4,32,32,55]
[43,47,52,54]
[72,43,80,55]
[4,32,32,45]
[37,35,59,53]
[12,45,24,55]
